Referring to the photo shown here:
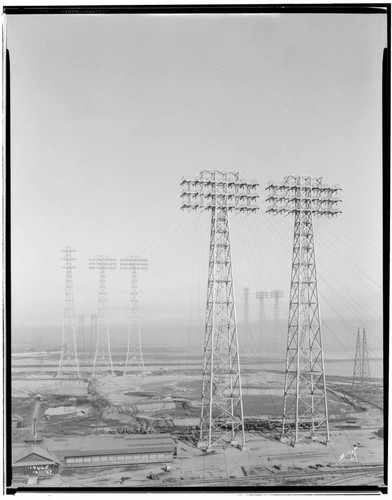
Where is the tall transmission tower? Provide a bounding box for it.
[120,256,148,376]
[57,247,80,377]
[89,256,117,376]
[266,175,341,445]
[352,328,371,388]
[270,290,284,336]
[181,170,258,451]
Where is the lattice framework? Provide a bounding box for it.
[242,287,251,352]
[181,170,258,450]
[57,247,80,377]
[89,256,116,376]
[270,290,284,336]
[352,328,371,388]
[266,175,341,445]
[120,256,148,376]
[255,291,269,326]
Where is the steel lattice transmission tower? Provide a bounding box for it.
[243,288,250,325]
[266,175,341,445]
[181,170,258,451]
[89,314,97,365]
[120,256,148,376]
[89,256,117,376]
[352,328,371,388]
[242,287,251,352]
[270,290,284,335]
[255,291,269,330]
[77,314,86,367]
[57,247,80,377]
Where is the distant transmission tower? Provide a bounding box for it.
[352,328,371,388]
[120,256,148,376]
[266,175,341,445]
[77,314,86,367]
[243,288,250,324]
[181,170,258,451]
[242,287,251,352]
[57,247,80,377]
[255,291,269,331]
[89,256,116,376]
[270,290,283,335]
[89,314,97,366]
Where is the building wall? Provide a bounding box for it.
[63,451,173,468]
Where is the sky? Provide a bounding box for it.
[7,12,386,357]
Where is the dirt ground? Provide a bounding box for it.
[11,364,385,489]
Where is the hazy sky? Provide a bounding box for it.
[7,12,386,355]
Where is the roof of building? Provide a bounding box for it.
[44,433,175,458]
[12,444,60,466]
[11,413,24,421]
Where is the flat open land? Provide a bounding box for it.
[10,348,385,490]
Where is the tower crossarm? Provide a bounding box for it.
[181,170,259,213]
[89,256,117,270]
[61,247,76,269]
[270,290,284,299]
[265,176,342,217]
[120,256,148,271]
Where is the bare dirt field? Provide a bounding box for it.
[11,351,385,490]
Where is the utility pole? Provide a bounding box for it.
[120,256,148,376]
[266,175,341,445]
[181,169,258,451]
[31,396,41,441]
[352,327,371,388]
[89,256,116,376]
[57,247,80,377]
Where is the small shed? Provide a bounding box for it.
[11,414,24,429]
